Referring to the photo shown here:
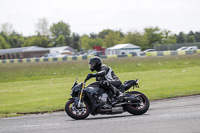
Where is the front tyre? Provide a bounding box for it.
[65,99,90,120]
[123,91,149,115]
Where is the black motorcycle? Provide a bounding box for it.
[65,77,150,120]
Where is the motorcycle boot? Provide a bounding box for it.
[99,80,124,105]
[111,85,125,105]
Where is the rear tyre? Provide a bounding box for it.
[65,99,90,120]
[123,91,149,115]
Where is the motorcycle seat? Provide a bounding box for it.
[118,80,137,92]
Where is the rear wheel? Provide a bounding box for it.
[65,99,90,120]
[123,91,149,115]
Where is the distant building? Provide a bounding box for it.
[106,43,141,56]
[88,46,105,56]
[0,46,49,60]
[48,46,75,55]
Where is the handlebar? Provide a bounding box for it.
[84,78,89,83]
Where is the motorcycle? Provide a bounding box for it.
[65,77,150,120]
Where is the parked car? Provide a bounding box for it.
[129,52,137,56]
[88,51,103,56]
[140,49,155,56]
[176,47,188,51]
[176,46,198,53]
[185,46,198,53]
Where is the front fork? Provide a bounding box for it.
[77,83,85,108]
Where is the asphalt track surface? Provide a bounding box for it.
[1,95,200,133]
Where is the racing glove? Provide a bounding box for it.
[85,73,95,82]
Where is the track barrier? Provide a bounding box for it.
[1,50,199,64]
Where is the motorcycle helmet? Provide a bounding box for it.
[89,56,102,72]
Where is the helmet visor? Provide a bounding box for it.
[89,62,96,71]
[89,63,94,70]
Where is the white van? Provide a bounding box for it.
[185,46,198,52]
[177,46,198,52]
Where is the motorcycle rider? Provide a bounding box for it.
[85,56,124,104]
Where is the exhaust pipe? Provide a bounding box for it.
[112,107,123,113]
[100,107,124,114]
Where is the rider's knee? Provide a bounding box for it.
[99,80,110,88]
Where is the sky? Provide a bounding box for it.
[0,0,200,36]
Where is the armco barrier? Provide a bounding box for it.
[0,54,135,64]
[197,49,200,54]
[0,50,199,64]
[146,50,198,56]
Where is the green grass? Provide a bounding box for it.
[0,54,200,117]
[1,54,200,83]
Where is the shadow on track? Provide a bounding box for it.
[66,114,149,121]
[86,114,133,120]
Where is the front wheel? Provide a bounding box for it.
[65,99,90,120]
[123,91,150,115]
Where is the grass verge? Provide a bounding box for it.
[0,54,200,117]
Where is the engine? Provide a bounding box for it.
[98,92,124,114]
[99,93,108,103]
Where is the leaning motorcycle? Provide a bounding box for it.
[65,77,150,120]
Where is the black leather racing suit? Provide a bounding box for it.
[94,64,122,94]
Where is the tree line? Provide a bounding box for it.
[0,18,200,51]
